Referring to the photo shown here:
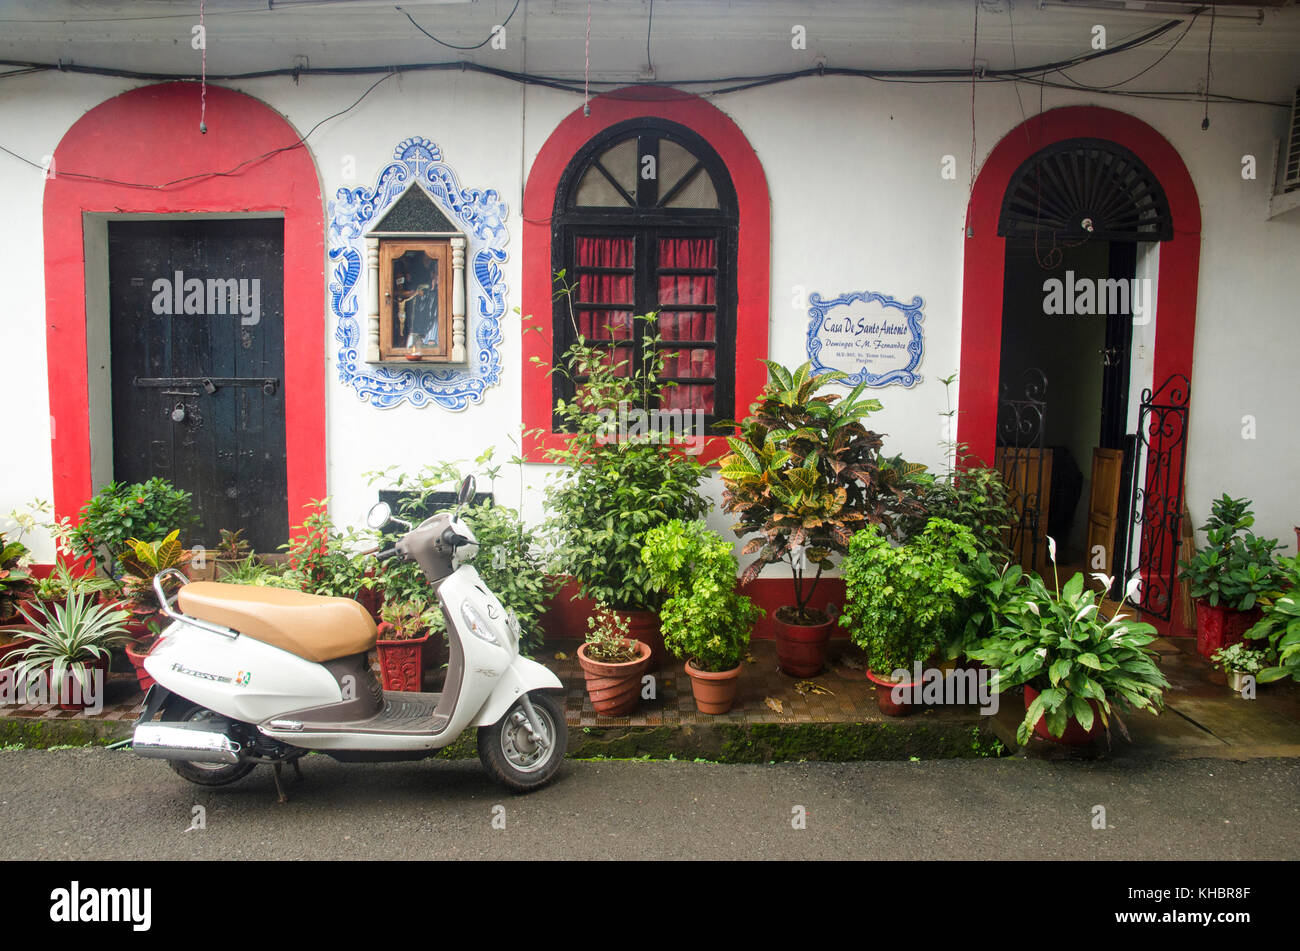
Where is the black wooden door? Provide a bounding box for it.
[108,218,288,554]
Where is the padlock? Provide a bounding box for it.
[202,378,217,395]
[171,403,186,423]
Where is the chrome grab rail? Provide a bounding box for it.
[152,568,240,640]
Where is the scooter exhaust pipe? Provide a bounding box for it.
[132,723,242,765]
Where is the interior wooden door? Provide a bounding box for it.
[1086,448,1125,583]
[995,446,1053,576]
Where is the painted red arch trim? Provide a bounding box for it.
[521,86,770,462]
[42,81,326,533]
[958,105,1202,467]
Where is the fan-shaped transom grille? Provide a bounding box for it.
[998,138,1173,242]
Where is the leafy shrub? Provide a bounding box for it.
[1178,494,1282,611]
[641,519,763,672]
[838,517,979,675]
[68,478,197,576]
[1246,554,1300,683]
[540,312,708,611]
[369,452,552,654]
[279,500,374,599]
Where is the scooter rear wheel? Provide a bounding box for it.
[162,701,257,787]
[477,692,567,792]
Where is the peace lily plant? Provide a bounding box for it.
[968,537,1170,745]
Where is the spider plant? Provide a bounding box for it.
[12,591,131,692]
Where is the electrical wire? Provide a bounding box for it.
[7,71,394,189]
[399,0,521,52]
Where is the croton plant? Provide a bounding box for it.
[718,360,923,624]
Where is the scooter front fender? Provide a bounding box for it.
[470,656,563,728]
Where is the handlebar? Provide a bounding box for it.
[375,547,402,563]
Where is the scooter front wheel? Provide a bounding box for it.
[477,692,567,792]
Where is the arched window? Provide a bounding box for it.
[552,117,739,424]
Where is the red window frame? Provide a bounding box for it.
[521,87,770,464]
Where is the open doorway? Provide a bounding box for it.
[996,237,1138,580]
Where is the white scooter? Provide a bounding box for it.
[131,476,567,799]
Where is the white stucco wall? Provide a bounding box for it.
[1,4,1297,568]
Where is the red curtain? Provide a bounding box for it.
[575,236,634,342]
[657,237,716,413]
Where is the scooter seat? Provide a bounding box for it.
[178,582,378,663]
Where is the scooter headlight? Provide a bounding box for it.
[460,601,499,646]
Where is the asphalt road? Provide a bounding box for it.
[1,749,1296,861]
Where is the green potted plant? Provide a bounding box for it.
[0,532,33,625]
[968,540,1170,745]
[641,519,763,714]
[718,360,921,677]
[1211,642,1267,695]
[375,598,437,692]
[1178,494,1282,659]
[115,529,192,689]
[576,602,651,717]
[26,563,115,627]
[541,301,708,669]
[1246,554,1300,685]
[279,500,376,602]
[10,592,131,711]
[66,477,197,577]
[189,528,253,582]
[838,518,979,714]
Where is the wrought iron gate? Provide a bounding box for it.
[996,368,1049,574]
[1120,374,1190,620]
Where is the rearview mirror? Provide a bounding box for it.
[365,500,392,530]
[456,475,476,507]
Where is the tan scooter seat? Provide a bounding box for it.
[178,582,377,663]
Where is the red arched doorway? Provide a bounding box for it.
[958,106,1201,634]
[43,81,325,545]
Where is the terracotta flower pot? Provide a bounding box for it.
[684,659,741,715]
[1195,600,1262,660]
[1023,684,1102,745]
[375,632,431,692]
[773,608,834,677]
[124,636,157,691]
[612,609,666,671]
[577,640,651,717]
[866,668,920,717]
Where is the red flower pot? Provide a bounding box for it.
[866,668,920,717]
[0,625,35,668]
[355,582,384,625]
[124,637,157,691]
[773,608,833,677]
[577,640,651,717]
[1195,600,1263,660]
[375,632,431,692]
[1023,685,1102,745]
[684,660,741,715]
[612,609,666,671]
